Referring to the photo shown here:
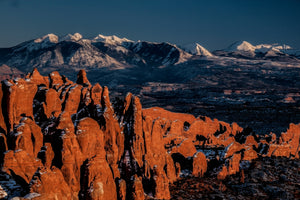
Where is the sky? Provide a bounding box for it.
[0,0,300,50]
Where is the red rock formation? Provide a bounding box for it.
[218,153,242,180]
[43,88,62,118]
[79,155,117,200]
[244,135,258,148]
[26,68,49,87]
[152,166,171,199]
[13,117,43,158]
[91,83,102,105]
[2,78,38,132]
[116,179,126,200]
[29,167,73,200]
[38,143,54,169]
[266,123,300,158]
[0,68,298,200]
[131,96,145,168]
[243,148,258,161]
[131,175,144,200]
[224,141,244,159]
[143,107,196,124]
[76,69,91,87]
[192,152,207,177]
[63,84,82,115]
[2,150,42,183]
[170,138,197,158]
[0,84,7,134]
[49,71,64,89]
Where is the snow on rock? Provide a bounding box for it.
[93,34,133,45]
[225,41,299,57]
[60,33,83,42]
[34,33,59,44]
[20,33,59,51]
[24,193,41,199]
[0,185,8,199]
[182,43,213,57]
[255,43,291,54]
[226,41,256,52]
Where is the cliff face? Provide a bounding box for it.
[0,69,299,199]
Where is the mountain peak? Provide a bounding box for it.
[226,41,256,52]
[60,33,83,42]
[93,34,133,45]
[183,43,212,56]
[34,33,59,44]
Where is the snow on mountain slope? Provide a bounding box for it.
[60,33,83,42]
[93,34,133,45]
[182,43,213,57]
[225,41,300,57]
[1,33,299,74]
[3,33,127,70]
[226,41,256,52]
[34,33,59,44]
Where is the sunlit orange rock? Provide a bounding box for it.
[224,141,244,159]
[244,135,258,148]
[0,84,7,133]
[43,88,62,118]
[76,69,91,87]
[131,175,145,200]
[192,152,207,177]
[2,78,38,132]
[26,68,49,87]
[29,167,73,200]
[49,71,64,89]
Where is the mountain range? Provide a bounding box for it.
[0,33,300,76]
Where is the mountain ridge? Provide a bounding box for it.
[1,33,299,76]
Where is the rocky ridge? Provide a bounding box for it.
[0,69,299,199]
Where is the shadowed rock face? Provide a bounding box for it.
[0,69,299,199]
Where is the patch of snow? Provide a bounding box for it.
[14,131,23,136]
[0,186,8,199]
[3,80,14,87]
[180,169,192,177]
[24,193,41,199]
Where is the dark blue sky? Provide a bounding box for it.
[0,0,300,50]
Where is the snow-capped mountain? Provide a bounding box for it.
[214,40,300,61]
[182,43,213,57]
[226,41,256,52]
[0,33,299,77]
[93,34,133,45]
[0,33,196,72]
